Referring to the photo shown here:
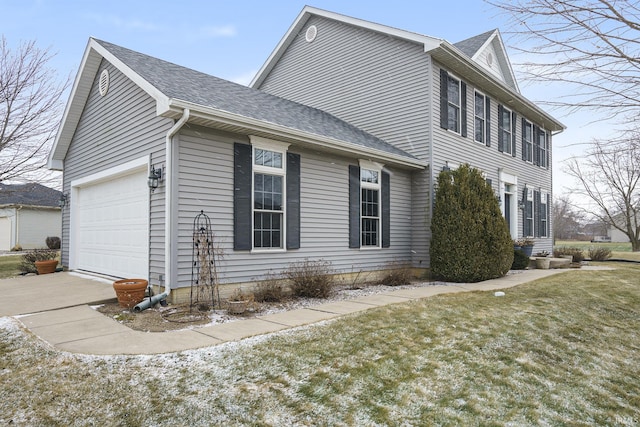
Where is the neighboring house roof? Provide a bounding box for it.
[0,183,62,208]
[251,6,564,133]
[48,38,425,171]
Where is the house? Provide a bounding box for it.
[48,6,563,302]
[0,183,62,250]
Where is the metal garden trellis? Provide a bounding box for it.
[190,210,221,312]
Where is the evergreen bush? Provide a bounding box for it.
[511,249,530,270]
[430,164,514,282]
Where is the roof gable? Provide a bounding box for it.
[0,183,62,207]
[251,7,562,132]
[454,29,519,92]
[48,38,423,171]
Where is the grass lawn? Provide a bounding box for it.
[555,240,640,261]
[0,255,22,279]
[1,263,639,425]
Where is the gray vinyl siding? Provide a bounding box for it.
[258,15,432,161]
[174,126,413,288]
[61,60,173,276]
[431,61,553,253]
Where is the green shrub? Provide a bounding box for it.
[285,258,334,299]
[511,249,530,270]
[430,164,514,282]
[379,262,413,286]
[19,249,59,274]
[554,246,585,263]
[253,272,287,302]
[588,246,612,261]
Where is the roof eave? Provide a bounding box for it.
[432,42,565,132]
[165,99,427,170]
[251,5,441,89]
[48,38,171,171]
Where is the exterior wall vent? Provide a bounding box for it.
[305,25,317,43]
[486,52,494,67]
[98,69,110,97]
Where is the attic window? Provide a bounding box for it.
[305,25,317,43]
[98,69,110,97]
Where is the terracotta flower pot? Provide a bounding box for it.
[35,259,58,275]
[113,279,148,309]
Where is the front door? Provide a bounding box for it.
[504,193,512,236]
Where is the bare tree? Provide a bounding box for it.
[553,195,586,240]
[489,0,640,120]
[565,134,640,250]
[0,36,68,185]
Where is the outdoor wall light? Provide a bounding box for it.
[58,193,67,208]
[518,185,527,210]
[148,164,163,191]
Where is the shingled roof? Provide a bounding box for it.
[94,39,419,163]
[454,29,497,58]
[0,183,62,207]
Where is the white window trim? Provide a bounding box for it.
[501,105,513,155]
[540,191,549,238]
[474,90,486,145]
[447,74,462,135]
[250,137,290,252]
[526,188,534,238]
[359,159,383,250]
[538,130,548,169]
[523,120,533,163]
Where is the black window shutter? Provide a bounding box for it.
[286,152,300,250]
[521,117,526,161]
[511,111,517,157]
[349,165,360,248]
[534,190,541,238]
[233,143,252,250]
[460,82,467,137]
[382,171,390,248]
[497,104,504,152]
[439,69,449,130]
[485,97,491,147]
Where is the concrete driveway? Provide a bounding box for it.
[0,272,116,316]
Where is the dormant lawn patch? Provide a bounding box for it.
[1,264,639,425]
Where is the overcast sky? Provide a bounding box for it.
[1,0,610,199]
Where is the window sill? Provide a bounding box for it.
[251,248,287,254]
[359,246,382,251]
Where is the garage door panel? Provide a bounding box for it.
[75,169,149,279]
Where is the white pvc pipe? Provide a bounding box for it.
[163,108,190,299]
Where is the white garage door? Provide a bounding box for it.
[75,168,149,279]
[0,217,11,251]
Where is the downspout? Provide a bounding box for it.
[134,109,190,312]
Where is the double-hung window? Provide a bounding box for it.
[447,75,461,133]
[524,188,534,237]
[523,120,533,163]
[539,192,548,237]
[360,167,381,247]
[252,143,287,250]
[349,160,389,249]
[474,91,486,144]
[499,106,513,155]
[538,131,548,168]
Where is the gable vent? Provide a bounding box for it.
[305,25,317,43]
[98,69,110,97]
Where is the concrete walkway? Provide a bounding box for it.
[0,268,604,355]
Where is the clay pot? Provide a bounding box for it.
[35,260,58,275]
[113,279,148,309]
[227,300,248,315]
